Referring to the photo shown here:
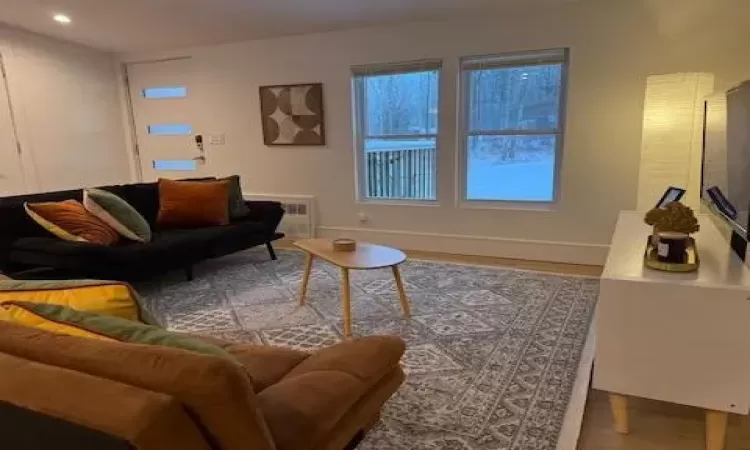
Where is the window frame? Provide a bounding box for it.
[142,85,188,99]
[456,48,569,209]
[152,159,198,171]
[146,123,193,136]
[352,59,442,205]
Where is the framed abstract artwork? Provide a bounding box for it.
[259,83,326,146]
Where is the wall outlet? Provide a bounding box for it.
[209,133,226,145]
[358,212,368,223]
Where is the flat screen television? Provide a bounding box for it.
[701,81,750,261]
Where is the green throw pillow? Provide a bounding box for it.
[193,176,249,220]
[83,188,152,242]
[16,301,240,364]
[221,175,251,220]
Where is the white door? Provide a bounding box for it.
[126,58,209,181]
[0,54,26,196]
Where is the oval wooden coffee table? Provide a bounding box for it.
[294,238,411,338]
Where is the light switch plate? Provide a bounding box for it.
[209,134,226,145]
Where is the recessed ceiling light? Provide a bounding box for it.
[53,14,72,24]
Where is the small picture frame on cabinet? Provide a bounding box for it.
[656,186,686,209]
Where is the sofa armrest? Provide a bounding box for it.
[0,352,211,450]
[256,336,405,450]
[242,201,285,237]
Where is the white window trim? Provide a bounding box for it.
[456,48,569,210]
[351,60,442,205]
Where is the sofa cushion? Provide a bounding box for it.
[25,200,120,245]
[257,335,405,450]
[11,236,202,269]
[186,334,310,393]
[11,225,218,261]
[10,220,268,278]
[152,220,266,243]
[318,369,405,450]
[0,186,131,250]
[226,344,309,393]
[0,320,276,450]
[4,301,241,363]
[0,352,213,450]
[120,182,160,227]
[0,279,153,324]
[220,175,251,220]
[157,179,230,228]
[286,335,406,386]
[0,189,84,248]
[0,302,118,340]
[84,188,152,243]
[106,180,214,229]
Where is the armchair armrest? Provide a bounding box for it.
[242,201,285,237]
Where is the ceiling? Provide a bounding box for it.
[1,0,577,53]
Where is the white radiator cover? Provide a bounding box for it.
[243,193,315,239]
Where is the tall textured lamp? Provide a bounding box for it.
[636,73,714,210]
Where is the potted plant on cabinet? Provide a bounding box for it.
[644,202,700,265]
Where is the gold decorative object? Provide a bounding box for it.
[644,237,699,272]
[643,201,700,270]
[644,201,700,234]
[332,239,357,252]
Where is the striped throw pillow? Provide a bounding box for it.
[25,200,120,246]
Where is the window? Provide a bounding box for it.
[152,159,197,171]
[142,86,187,99]
[352,60,441,201]
[147,123,192,135]
[460,49,568,203]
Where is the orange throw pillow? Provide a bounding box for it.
[25,200,120,246]
[156,178,230,228]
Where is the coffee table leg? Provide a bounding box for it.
[340,267,352,338]
[391,265,411,318]
[299,252,314,305]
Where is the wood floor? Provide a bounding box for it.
[278,241,604,277]
[403,249,603,277]
[579,390,750,450]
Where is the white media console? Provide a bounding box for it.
[594,211,750,450]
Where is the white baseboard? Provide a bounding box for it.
[316,226,609,266]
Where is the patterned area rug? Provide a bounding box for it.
[136,249,599,450]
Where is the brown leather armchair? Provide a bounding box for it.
[0,320,405,450]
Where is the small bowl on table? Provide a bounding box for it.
[332,239,357,252]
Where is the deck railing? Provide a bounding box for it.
[365,146,436,200]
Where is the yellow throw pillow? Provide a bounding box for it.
[0,279,158,325]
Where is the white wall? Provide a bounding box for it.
[121,1,750,264]
[0,25,131,193]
